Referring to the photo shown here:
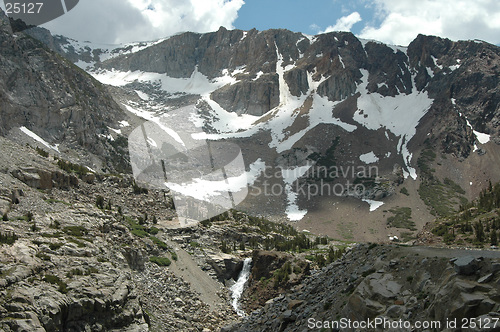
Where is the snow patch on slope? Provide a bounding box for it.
[362,198,384,212]
[20,126,59,153]
[474,131,490,144]
[463,115,491,145]
[91,66,235,96]
[201,95,260,133]
[166,158,265,202]
[122,103,184,146]
[281,164,313,221]
[353,69,433,179]
[135,90,150,101]
[359,152,379,164]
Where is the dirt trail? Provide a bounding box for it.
[401,245,500,259]
[165,238,226,311]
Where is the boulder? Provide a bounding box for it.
[122,247,146,271]
[453,256,480,276]
[0,196,10,215]
[10,188,23,204]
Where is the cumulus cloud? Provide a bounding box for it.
[359,0,500,45]
[321,12,362,33]
[39,0,245,44]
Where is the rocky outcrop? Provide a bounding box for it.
[0,9,129,172]
[452,256,480,276]
[0,197,10,215]
[0,136,242,331]
[0,187,24,215]
[11,168,78,190]
[226,244,500,332]
[249,250,291,280]
[407,34,500,138]
[239,250,310,312]
[0,261,149,332]
[0,188,20,215]
[364,41,413,96]
[0,221,150,331]
[122,247,147,271]
[210,74,280,116]
[206,255,243,283]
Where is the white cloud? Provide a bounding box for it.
[321,12,362,33]
[359,0,500,45]
[309,23,321,32]
[39,0,245,44]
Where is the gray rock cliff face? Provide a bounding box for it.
[0,10,129,172]
[28,20,500,164]
[83,27,499,153]
[28,23,499,225]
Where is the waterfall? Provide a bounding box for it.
[230,257,252,317]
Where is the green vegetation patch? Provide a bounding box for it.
[417,148,467,217]
[431,181,500,247]
[43,274,68,294]
[0,232,18,245]
[387,207,416,231]
[45,199,71,206]
[63,226,88,237]
[306,137,340,182]
[189,241,200,248]
[150,236,168,250]
[67,238,86,248]
[132,181,149,194]
[66,268,84,278]
[337,221,355,240]
[36,252,51,261]
[400,232,416,242]
[149,256,171,266]
[273,261,292,287]
[35,146,49,158]
[49,242,64,251]
[57,159,90,176]
[124,216,149,238]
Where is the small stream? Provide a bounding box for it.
[230,257,252,317]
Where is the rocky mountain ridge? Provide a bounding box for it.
[78,26,500,241]
[89,26,500,136]
[0,10,129,173]
[7,15,500,241]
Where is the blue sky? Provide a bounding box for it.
[2,0,498,45]
[233,0,377,36]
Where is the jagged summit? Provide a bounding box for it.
[70,26,499,228]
